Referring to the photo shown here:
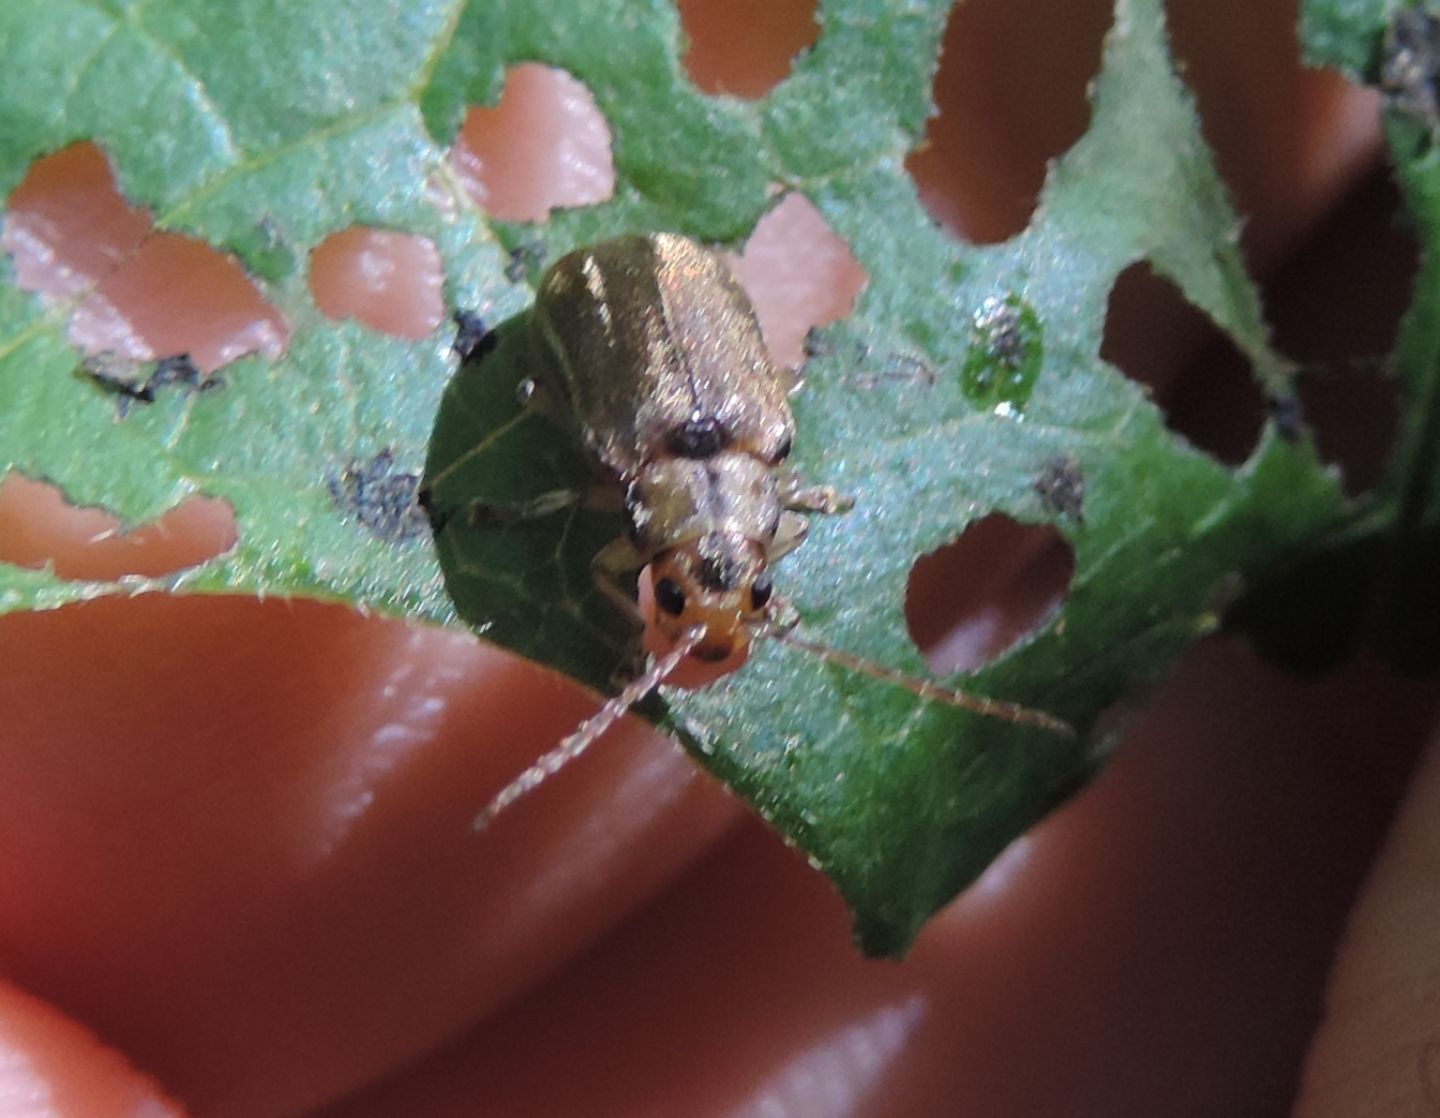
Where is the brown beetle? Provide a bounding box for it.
[474,233,1070,826]
[526,232,851,663]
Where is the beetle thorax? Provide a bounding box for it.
[625,449,781,560]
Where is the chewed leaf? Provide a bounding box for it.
[0,0,1374,954]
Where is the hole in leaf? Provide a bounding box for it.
[3,141,289,373]
[1266,169,1414,496]
[70,233,289,372]
[1101,262,1265,466]
[677,0,818,98]
[451,63,616,223]
[1,142,151,299]
[1297,361,1401,497]
[309,228,444,340]
[0,474,236,581]
[724,193,867,369]
[906,514,1074,675]
[1166,2,1380,267]
[907,0,1111,244]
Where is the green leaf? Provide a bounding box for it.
[1,0,1367,954]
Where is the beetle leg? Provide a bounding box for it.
[578,484,625,513]
[782,477,855,515]
[592,536,647,627]
[763,593,802,635]
[468,487,580,527]
[469,478,622,526]
[768,511,809,562]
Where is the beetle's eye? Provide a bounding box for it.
[655,577,687,616]
[750,572,773,610]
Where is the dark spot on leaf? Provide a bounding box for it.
[961,293,1042,410]
[328,450,429,544]
[506,241,547,284]
[415,485,450,535]
[1267,393,1304,442]
[802,326,834,360]
[84,353,218,417]
[677,0,818,98]
[452,309,498,363]
[1034,455,1085,523]
[906,514,1074,674]
[1101,262,1265,465]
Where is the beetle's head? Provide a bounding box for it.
[648,534,773,661]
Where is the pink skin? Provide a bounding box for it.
[0,2,1429,1115]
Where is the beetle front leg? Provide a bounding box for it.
[762,592,802,636]
[590,534,654,682]
[468,479,623,527]
[468,487,581,527]
[781,476,854,515]
[591,535,647,627]
[768,511,809,562]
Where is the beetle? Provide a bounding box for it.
[471,232,1072,826]
[526,231,850,662]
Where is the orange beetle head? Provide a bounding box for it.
[647,534,773,661]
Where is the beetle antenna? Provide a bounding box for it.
[768,628,1074,738]
[474,626,707,830]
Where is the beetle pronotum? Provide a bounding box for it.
[471,233,1072,828]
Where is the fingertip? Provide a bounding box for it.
[0,980,187,1118]
[1295,728,1440,1118]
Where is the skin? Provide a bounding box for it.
[0,1,1434,1115]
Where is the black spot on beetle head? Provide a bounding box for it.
[667,415,731,459]
[698,551,741,592]
[655,576,687,615]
